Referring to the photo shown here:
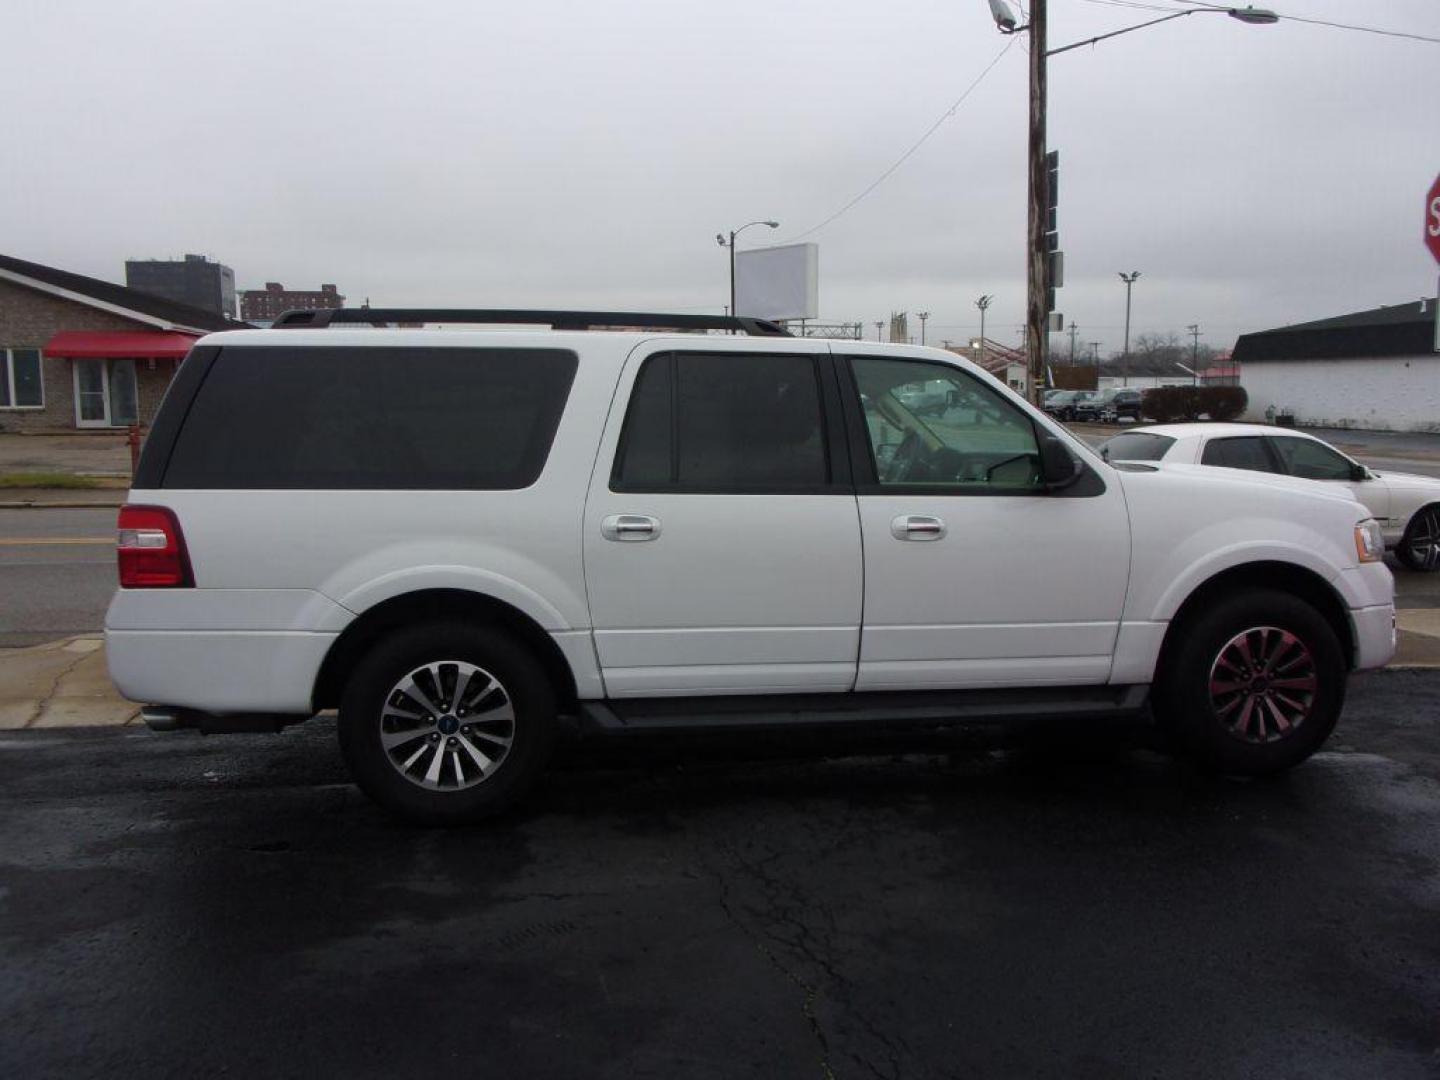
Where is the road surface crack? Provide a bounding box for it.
[714,860,837,1080]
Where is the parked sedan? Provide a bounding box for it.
[1099,423,1440,571]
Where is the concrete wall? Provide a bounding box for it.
[1241,354,1440,433]
[0,277,179,433]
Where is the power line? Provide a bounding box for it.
[1122,0,1440,44]
[786,38,1019,242]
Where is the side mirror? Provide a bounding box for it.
[1349,463,1369,482]
[1038,433,1083,490]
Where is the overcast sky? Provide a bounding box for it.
[5,0,1437,355]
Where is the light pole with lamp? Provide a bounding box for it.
[1119,270,1140,387]
[984,1,1277,403]
[716,220,779,322]
[975,294,992,369]
[917,311,931,345]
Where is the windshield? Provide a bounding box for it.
[1098,432,1176,462]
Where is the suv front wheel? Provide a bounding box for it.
[1155,589,1345,775]
[338,621,558,824]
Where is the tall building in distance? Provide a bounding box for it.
[240,282,344,323]
[125,254,236,318]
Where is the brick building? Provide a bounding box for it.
[125,254,236,318]
[240,282,344,323]
[0,253,241,432]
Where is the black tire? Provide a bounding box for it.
[338,621,557,824]
[1154,589,1345,775]
[1395,505,1440,572]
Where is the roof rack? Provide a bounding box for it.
[270,308,792,337]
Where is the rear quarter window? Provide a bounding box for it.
[162,346,578,489]
[1099,432,1175,462]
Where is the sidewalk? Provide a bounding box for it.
[0,637,139,729]
[4,621,1438,731]
[0,487,126,509]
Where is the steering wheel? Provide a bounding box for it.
[885,431,922,483]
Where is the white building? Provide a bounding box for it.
[1235,298,1439,433]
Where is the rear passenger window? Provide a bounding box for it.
[163,346,577,489]
[612,352,828,491]
[1201,436,1274,473]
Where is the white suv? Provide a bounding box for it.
[106,310,1396,823]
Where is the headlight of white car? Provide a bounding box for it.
[1354,518,1384,564]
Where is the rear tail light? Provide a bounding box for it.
[117,504,193,588]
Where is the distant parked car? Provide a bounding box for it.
[1099,423,1440,571]
[1076,387,1144,423]
[1041,389,1094,421]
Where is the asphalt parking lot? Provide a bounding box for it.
[3,670,1438,1078]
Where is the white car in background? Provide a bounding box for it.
[1099,423,1440,572]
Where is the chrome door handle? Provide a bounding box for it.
[601,514,661,542]
[891,515,946,541]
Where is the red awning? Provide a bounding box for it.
[43,330,199,360]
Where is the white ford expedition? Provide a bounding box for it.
[106,309,1396,823]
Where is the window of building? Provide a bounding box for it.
[0,348,44,408]
[612,352,829,491]
[1201,436,1275,472]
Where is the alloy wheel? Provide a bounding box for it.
[1207,626,1318,744]
[1405,508,1440,570]
[379,660,515,791]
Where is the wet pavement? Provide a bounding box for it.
[3,669,1438,1078]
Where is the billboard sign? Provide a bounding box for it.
[734,243,819,321]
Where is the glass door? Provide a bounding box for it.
[73,358,140,427]
[74,359,109,427]
[108,359,138,426]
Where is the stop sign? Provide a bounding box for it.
[1427,173,1440,265]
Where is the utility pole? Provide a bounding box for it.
[1089,342,1101,366]
[1025,0,1049,405]
[1187,323,1202,386]
[975,294,992,370]
[875,320,884,342]
[1119,270,1141,387]
[917,311,930,345]
[1067,323,1079,365]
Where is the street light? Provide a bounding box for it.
[716,220,778,323]
[1119,271,1141,387]
[917,311,931,345]
[975,294,992,370]
[984,1,1276,403]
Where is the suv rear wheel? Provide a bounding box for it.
[338,621,557,824]
[1156,589,1345,775]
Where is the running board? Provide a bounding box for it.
[578,685,1150,735]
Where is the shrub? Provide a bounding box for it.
[1204,385,1248,421]
[1140,385,1248,423]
